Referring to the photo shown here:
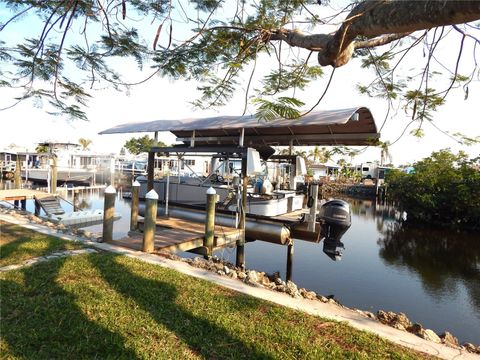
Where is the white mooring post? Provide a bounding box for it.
[101,185,116,243]
[143,189,158,253]
[130,180,140,231]
[204,187,217,258]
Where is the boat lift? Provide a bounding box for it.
[99,107,379,268]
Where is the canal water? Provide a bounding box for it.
[8,188,480,344]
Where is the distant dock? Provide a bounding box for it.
[0,189,51,202]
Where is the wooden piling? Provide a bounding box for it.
[130,180,140,231]
[142,189,158,253]
[204,187,216,258]
[101,185,116,243]
[14,158,21,189]
[50,156,57,194]
[73,190,79,212]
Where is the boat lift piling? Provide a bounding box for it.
[165,174,170,216]
[307,183,319,232]
[286,241,294,281]
[204,187,217,258]
[147,151,155,191]
[13,158,21,207]
[236,156,247,269]
[286,139,294,280]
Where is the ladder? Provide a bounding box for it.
[34,195,65,216]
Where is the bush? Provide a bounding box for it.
[386,149,480,230]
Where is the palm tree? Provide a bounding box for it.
[322,148,333,164]
[379,141,392,166]
[276,147,307,159]
[277,148,292,156]
[294,149,308,159]
[78,138,92,151]
[347,148,359,165]
[308,146,322,164]
[35,144,49,153]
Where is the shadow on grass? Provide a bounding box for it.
[0,223,82,266]
[1,257,139,359]
[2,252,274,359]
[92,254,274,359]
[1,222,26,243]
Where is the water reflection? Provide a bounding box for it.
[349,198,480,312]
[378,220,480,311]
[76,198,91,210]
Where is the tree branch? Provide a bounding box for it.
[269,29,331,51]
[270,1,480,67]
[355,32,411,50]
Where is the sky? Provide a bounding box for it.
[0,2,479,166]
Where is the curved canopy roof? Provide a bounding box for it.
[99,107,379,146]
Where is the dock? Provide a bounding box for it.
[0,189,52,201]
[110,216,243,255]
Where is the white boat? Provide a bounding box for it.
[136,155,306,218]
[23,168,94,183]
[10,142,115,184]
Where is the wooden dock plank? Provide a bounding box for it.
[138,216,240,236]
[111,228,204,253]
[112,216,243,254]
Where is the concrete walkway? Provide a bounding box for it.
[1,212,478,360]
[0,248,98,272]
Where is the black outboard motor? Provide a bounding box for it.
[318,199,352,260]
[322,238,345,261]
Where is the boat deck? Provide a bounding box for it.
[110,216,242,255]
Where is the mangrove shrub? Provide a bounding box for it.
[386,149,480,230]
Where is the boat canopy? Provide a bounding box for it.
[99,107,379,146]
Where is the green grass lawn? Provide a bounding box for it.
[0,221,85,267]
[0,222,435,359]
